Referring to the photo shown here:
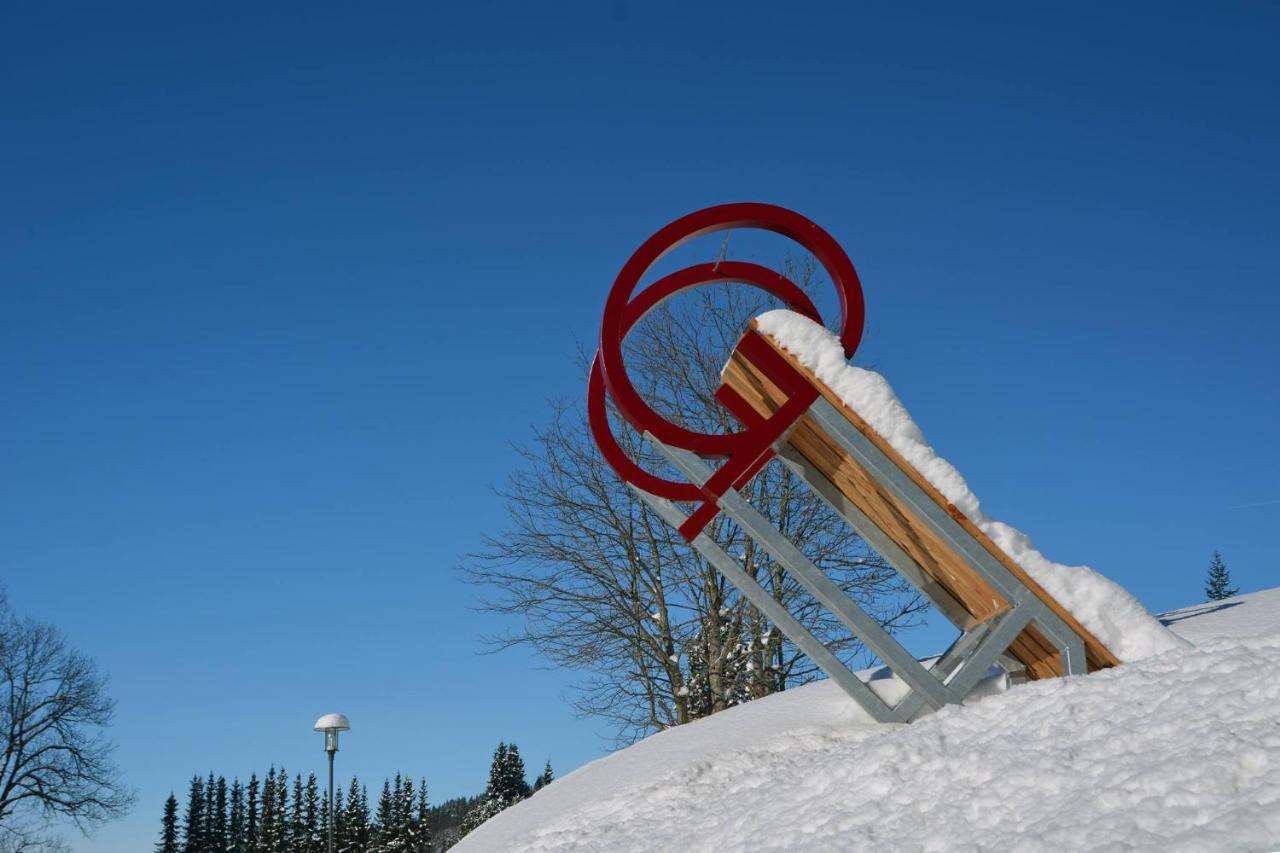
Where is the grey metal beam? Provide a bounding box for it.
[801,398,1097,681]
[942,605,1036,697]
[630,485,904,723]
[1053,626,1088,676]
[651,438,952,713]
[930,618,995,684]
[805,397,1030,606]
[895,606,1035,720]
[776,444,976,632]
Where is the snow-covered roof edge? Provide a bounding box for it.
[749,309,1186,663]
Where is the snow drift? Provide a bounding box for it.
[456,588,1280,852]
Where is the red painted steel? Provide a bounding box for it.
[589,203,865,540]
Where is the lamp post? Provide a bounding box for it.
[313,713,350,853]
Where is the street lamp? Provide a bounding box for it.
[313,713,350,853]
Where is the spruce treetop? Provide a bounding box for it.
[1205,550,1239,601]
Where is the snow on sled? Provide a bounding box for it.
[678,312,1184,722]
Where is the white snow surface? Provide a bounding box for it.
[751,309,1185,664]
[1157,586,1280,644]
[455,588,1280,852]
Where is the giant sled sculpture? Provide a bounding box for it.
[588,203,1120,723]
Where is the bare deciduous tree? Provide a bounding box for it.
[0,590,133,848]
[463,258,926,745]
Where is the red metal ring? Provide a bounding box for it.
[597,203,864,457]
[588,260,821,501]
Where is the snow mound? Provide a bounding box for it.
[752,309,1185,663]
[1157,586,1280,644]
[456,590,1280,852]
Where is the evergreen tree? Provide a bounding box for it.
[182,775,206,853]
[462,742,531,837]
[290,773,305,852]
[328,778,345,851]
[398,776,416,851]
[458,796,501,837]
[259,768,277,853]
[245,773,260,853]
[1205,550,1239,601]
[485,743,507,796]
[358,784,373,851]
[428,794,481,850]
[303,772,323,853]
[414,779,430,853]
[339,776,368,853]
[499,743,531,802]
[214,776,229,851]
[392,774,406,848]
[229,779,246,853]
[271,767,290,853]
[533,760,554,791]
[157,793,180,853]
[202,773,218,850]
[374,779,396,851]
[319,791,330,853]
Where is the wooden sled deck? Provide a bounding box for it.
[721,320,1121,680]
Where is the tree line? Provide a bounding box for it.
[156,743,552,852]
[156,768,427,853]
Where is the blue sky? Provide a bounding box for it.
[2,3,1277,850]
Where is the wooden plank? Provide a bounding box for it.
[720,323,1121,677]
[723,355,1007,626]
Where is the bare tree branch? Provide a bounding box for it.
[0,590,133,841]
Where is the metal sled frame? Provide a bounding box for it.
[632,391,1092,724]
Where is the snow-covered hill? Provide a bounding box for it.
[457,588,1280,852]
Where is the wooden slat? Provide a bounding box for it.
[720,322,1121,678]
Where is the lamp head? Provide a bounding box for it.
[313,713,350,753]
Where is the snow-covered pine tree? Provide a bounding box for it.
[228,779,246,853]
[202,773,218,849]
[358,784,373,851]
[290,773,305,852]
[1205,550,1239,601]
[390,774,405,850]
[486,743,507,799]
[258,768,277,853]
[505,743,532,801]
[374,778,395,852]
[303,773,322,853]
[398,776,416,851]
[413,779,430,852]
[461,744,506,838]
[461,741,535,837]
[274,767,291,853]
[182,775,205,853]
[336,778,355,853]
[458,795,501,838]
[338,777,369,853]
[245,773,260,853]
[533,761,554,791]
[213,776,228,852]
[328,778,345,851]
[156,793,180,853]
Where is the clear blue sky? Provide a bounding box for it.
[2,3,1277,850]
